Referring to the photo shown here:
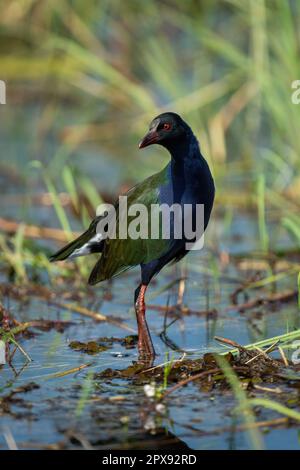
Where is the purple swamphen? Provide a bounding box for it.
[50,112,215,360]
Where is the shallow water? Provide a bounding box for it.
[0,108,300,449]
[0,210,299,449]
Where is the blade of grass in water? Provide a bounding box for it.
[75,370,94,417]
[221,329,300,356]
[282,216,300,248]
[238,398,300,422]
[44,363,92,380]
[215,355,264,450]
[78,175,103,212]
[62,166,79,212]
[43,174,72,238]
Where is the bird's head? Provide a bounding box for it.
[139,112,190,150]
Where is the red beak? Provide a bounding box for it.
[138,130,159,149]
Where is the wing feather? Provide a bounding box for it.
[88,166,170,284]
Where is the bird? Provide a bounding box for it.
[50,112,215,360]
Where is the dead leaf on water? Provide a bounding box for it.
[69,341,108,354]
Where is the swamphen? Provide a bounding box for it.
[50,112,215,359]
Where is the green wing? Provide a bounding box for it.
[88,166,169,285]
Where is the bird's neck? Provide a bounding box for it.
[166,133,204,171]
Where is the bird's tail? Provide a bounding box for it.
[49,230,93,262]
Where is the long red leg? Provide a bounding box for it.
[135,284,155,359]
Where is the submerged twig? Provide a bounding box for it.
[50,301,135,332]
[226,289,297,313]
[44,363,92,379]
[148,303,217,317]
[9,337,32,362]
[0,284,134,333]
[214,336,240,348]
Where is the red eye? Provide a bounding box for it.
[163,123,171,131]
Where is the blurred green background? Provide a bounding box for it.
[0,0,300,280]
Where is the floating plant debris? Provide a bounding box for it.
[69,341,108,354]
